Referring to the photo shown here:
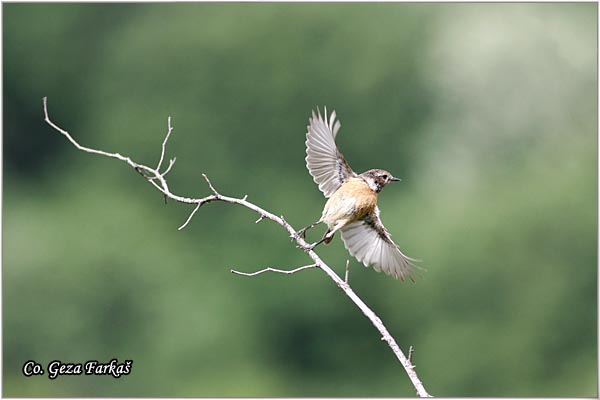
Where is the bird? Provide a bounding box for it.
[298,107,421,281]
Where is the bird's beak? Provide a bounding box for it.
[390,177,402,182]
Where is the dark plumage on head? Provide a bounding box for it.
[359,169,401,193]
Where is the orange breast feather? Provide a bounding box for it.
[322,178,377,226]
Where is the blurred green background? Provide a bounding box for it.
[3,3,597,397]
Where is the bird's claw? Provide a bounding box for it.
[296,242,316,251]
[296,228,308,239]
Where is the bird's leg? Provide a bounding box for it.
[313,232,331,247]
[302,236,327,251]
[317,220,349,247]
[297,219,321,239]
[304,228,336,250]
[322,229,335,244]
[299,221,345,250]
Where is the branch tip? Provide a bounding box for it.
[161,158,176,177]
[157,117,175,171]
[178,203,202,230]
[202,174,219,195]
[231,264,317,277]
[344,260,350,284]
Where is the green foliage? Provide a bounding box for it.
[4,3,596,396]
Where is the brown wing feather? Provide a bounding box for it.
[340,206,422,281]
[305,107,357,198]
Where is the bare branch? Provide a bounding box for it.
[202,173,219,195]
[231,264,317,276]
[42,97,432,398]
[255,215,265,224]
[42,97,137,168]
[150,157,176,181]
[162,157,176,177]
[344,259,350,284]
[178,203,203,231]
[156,116,173,171]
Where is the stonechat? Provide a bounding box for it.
[299,108,421,281]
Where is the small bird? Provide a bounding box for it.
[299,107,421,281]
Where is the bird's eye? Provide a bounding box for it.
[382,175,388,179]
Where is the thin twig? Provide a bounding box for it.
[157,116,173,171]
[162,157,176,177]
[178,203,202,230]
[43,97,432,397]
[344,260,350,284]
[231,264,317,276]
[43,97,136,167]
[202,173,219,195]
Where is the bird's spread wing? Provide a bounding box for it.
[305,107,357,198]
[340,206,421,281]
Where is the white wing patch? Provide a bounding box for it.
[305,108,357,198]
[340,207,421,281]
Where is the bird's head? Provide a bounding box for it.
[360,169,401,193]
